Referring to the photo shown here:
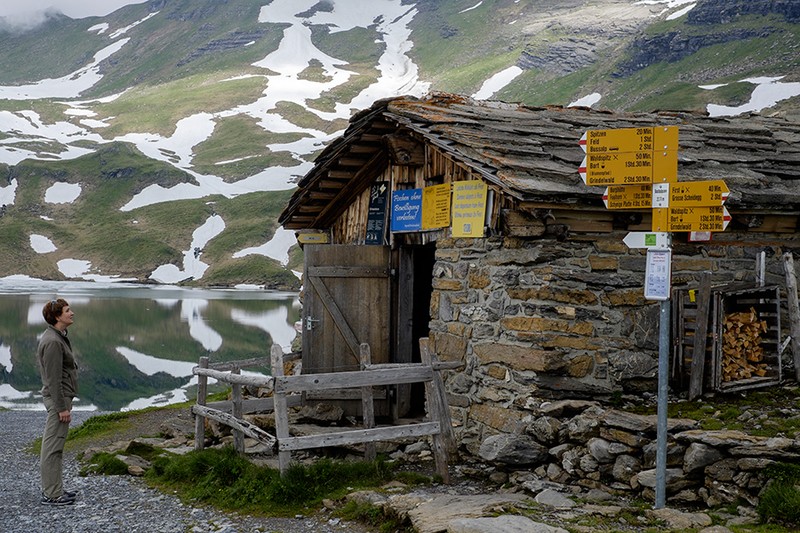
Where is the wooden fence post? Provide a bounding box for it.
[360,343,376,462]
[420,338,457,459]
[194,356,209,451]
[232,365,244,454]
[783,252,800,381]
[270,344,292,474]
[688,272,712,400]
[419,338,450,483]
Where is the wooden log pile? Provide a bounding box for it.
[722,307,769,381]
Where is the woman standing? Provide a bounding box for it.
[38,298,79,506]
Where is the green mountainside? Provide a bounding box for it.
[0,0,797,288]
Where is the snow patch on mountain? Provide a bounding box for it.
[149,214,226,284]
[30,234,57,253]
[472,66,523,100]
[666,3,696,20]
[569,93,603,108]
[0,179,17,207]
[0,39,129,100]
[0,109,103,165]
[88,23,109,34]
[0,343,13,372]
[705,76,800,117]
[460,2,483,14]
[233,226,295,266]
[45,182,81,204]
[636,0,697,18]
[109,10,158,39]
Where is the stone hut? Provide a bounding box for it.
[278,93,800,461]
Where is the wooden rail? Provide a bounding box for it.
[191,338,457,482]
[192,354,281,454]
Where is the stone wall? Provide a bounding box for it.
[426,232,799,455]
[475,399,799,508]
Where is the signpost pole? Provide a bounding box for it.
[583,126,729,510]
[642,238,672,510]
[655,297,670,509]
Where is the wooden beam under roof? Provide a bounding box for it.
[338,157,369,166]
[309,191,337,200]
[287,216,316,224]
[328,169,356,179]
[315,151,388,228]
[350,144,382,154]
[318,179,348,189]
[354,134,384,143]
[298,205,324,213]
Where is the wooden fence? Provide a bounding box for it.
[191,338,457,481]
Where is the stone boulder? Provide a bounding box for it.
[479,434,548,465]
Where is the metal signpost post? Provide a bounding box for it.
[581,126,729,509]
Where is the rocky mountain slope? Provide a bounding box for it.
[0,0,797,288]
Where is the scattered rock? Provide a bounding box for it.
[534,489,575,509]
[647,508,713,530]
[448,515,569,533]
[394,493,530,533]
[478,434,548,465]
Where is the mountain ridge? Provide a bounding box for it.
[0,0,797,288]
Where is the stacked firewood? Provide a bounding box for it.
[722,307,769,381]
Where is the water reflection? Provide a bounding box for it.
[0,280,300,411]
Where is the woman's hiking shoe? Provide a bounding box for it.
[63,490,77,499]
[41,494,75,506]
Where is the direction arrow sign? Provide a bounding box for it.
[668,180,729,207]
[623,231,670,249]
[580,126,679,154]
[580,150,677,186]
[603,185,652,209]
[666,206,731,232]
[580,152,652,186]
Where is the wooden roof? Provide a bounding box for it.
[279,93,800,230]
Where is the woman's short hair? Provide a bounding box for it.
[42,298,69,325]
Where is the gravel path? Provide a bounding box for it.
[0,410,373,533]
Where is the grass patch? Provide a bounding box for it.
[190,114,308,181]
[94,73,266,138]
[81,452,130,476]
[67,412,133,442]
[273,101,349,133]
[309,65,380,113]
[28,411,133,455]
[603,20,800,112]
[146,447,401,516]
[626,387,800,438]
[408,0,533,93]
[336,500,413,533]
[439,50,522,96]
[758,463,800,528]
[500,67,598,107]
[125,440,166,462]
[199,255,300,289]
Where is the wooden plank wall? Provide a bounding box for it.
[330,143,504,245]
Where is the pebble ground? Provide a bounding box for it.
[0,410,372,533]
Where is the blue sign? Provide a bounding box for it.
[390,188,423,232]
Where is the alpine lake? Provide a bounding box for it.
[0,280,300,412]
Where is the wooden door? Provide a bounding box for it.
[302,245,392,415]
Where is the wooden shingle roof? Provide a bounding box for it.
[279,93,800,230]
